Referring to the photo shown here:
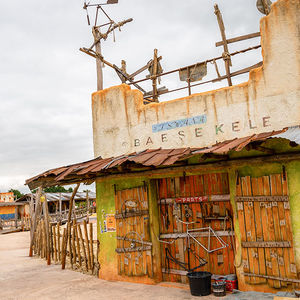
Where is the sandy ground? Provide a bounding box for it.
[0,231,224,300]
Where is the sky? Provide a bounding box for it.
[0,0,265,193]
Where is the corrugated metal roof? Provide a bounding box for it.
[26,127,299,189]
[273,126,300,144]
[17,192,96,202]
[0,202,24,207]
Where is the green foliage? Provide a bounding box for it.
[43,186,73,193]
[8,189,24,199]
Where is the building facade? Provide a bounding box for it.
[92,0,300,292]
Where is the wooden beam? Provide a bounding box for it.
[214,4,232,86]
[162,268,187,276]
[243,273,300,284]
[216,32,260,47]
[242,241,291,248]
[157,194,230,204]
[236,196,289,202]
[128,59,153,80]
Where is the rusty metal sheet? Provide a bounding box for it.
[25,127,296,188]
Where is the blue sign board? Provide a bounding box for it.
[152,114,207,133]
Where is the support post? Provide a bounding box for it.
[92,27,103,91]
[59,192,62,221]
[152,49,159,102]
[86,190,90,222]
[214,4,232,86]
[29,187,42,257]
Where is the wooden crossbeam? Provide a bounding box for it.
[216,32,260,47]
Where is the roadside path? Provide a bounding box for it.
[0,231,222,300]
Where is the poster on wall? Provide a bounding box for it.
[106,214,116,232]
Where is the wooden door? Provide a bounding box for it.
[115,186,153,277]
[158,173,235,283]
[236,174,299,289]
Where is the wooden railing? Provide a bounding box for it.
[0,216,31,233]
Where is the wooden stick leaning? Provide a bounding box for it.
[61,228,67,268]
[42,194,51,265]
[78,224,88,272]
[29,187,42,257]
[83,219,92,271]
[72,223,77,267]
[57,223,61,261]
[53,225,57,262]
[89,222,94,273]
[61,183,80,269]
[75,224,82,268]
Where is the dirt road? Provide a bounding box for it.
[0,231,222,300]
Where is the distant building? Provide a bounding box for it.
[0,192,14,203]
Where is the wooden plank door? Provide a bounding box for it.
[236,174,299,289]
[158,173,235,283]
[115,186,153,277]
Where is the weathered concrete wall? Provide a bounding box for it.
[0,206,16,220]
[92,0,300,159]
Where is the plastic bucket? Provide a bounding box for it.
[212,281,226,297]
[187,271,212,296]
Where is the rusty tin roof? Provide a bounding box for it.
[25,127,299,189]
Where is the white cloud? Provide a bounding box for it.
[0,0,264,192]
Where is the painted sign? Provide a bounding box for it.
[152,114,207,133]
[175,196,209,204]
[106,214,116,232]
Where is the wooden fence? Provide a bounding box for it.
[33,218,98,275]
[0,216,31,233]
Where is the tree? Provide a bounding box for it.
[43,186,73,193]
[8,189,24,199]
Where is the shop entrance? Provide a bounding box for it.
[157,173,235,283]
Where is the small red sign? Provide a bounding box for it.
[175,196,209,203]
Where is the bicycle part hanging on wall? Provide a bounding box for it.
[176,216,228,253]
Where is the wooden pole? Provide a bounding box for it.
[78,224,88,272]
[67,184,80,225]
[68,222,73,269]
[214,4,232,86]
[83,219,92,271]
[29,187,42,257]
[42,194,51,265]
[29,193,34,229]
[57,222,61,261]
[61,227,67,269]
[89,222,94,273]
[53,225,57,262]
[59,193,62,222]
[152,49,158,102]
[75,224,82,268]
[61,183,80,269]
[72,223,77,267]
[92,27,103,91]
[86,190,90,223]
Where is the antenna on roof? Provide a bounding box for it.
[80,0,133,91]
[256,0,272,15]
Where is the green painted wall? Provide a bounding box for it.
[96,139,300,286]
